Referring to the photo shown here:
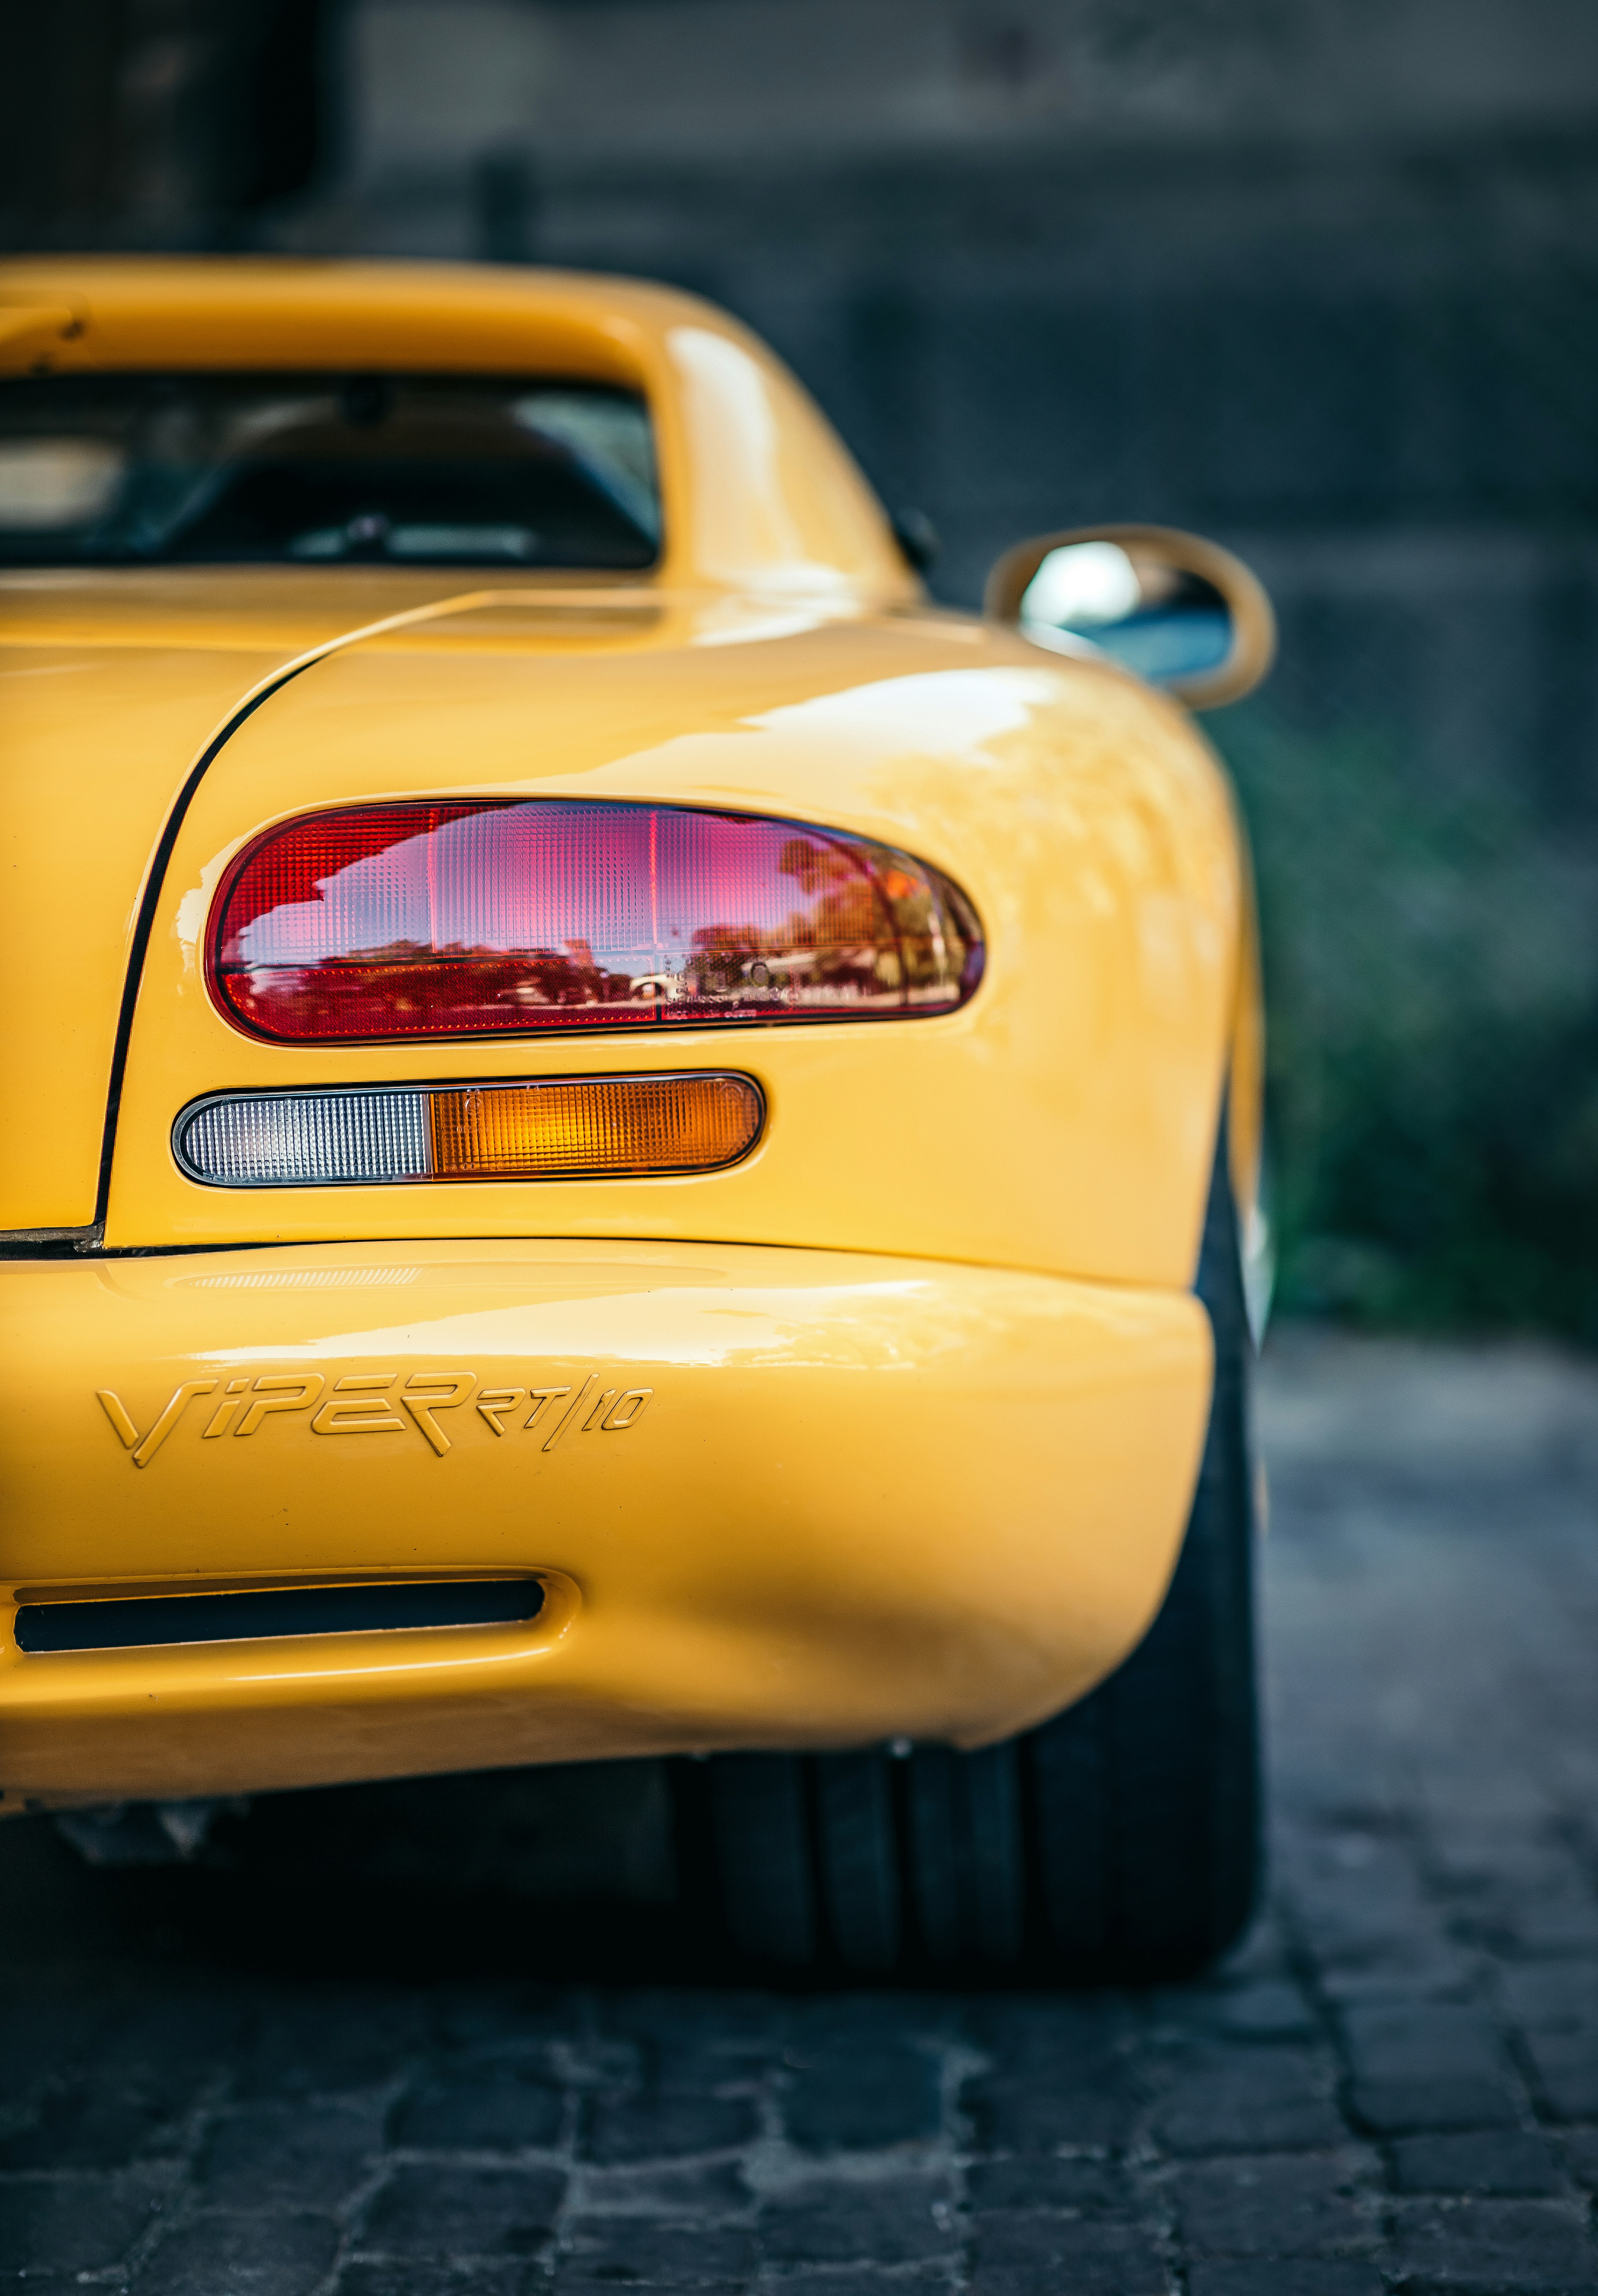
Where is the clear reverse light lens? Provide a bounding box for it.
[176,1075,764,1188]
[180,1090,430,1185]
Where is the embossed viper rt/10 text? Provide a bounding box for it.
[95,1372,653,1466]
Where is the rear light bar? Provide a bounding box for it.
[174,1073,764,1187]
[208,799,983,1044]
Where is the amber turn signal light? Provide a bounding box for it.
[174,1073,764,1188]
[429,1074,760,1179]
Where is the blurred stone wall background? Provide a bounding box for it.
[5,0,1598,1334]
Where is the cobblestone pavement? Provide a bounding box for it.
[4,1327,1598,2293]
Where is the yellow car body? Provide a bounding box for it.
[0,260,1260,1814]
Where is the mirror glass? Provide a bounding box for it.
[1018,539,1234,685]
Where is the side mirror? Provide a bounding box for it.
[985,523,1275,710]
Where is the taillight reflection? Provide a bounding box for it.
[208,800,984,1044]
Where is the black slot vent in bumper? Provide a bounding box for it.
[15,1578,545,1654]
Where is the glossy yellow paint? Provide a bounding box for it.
[0,1240,1209,1806]
[0,250,903,1233]
[0,259,914,598]
[1,640,295,1230]
[0,572,517,1231]
[0,260,1264,1799]
[0,262,1253,1270]
[105,597,1241,1285]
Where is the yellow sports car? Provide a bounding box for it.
[0,259,1273,1979]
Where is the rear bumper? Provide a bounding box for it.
[0,1240,1210,1806]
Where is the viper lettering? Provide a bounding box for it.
[96,1372,653,1464]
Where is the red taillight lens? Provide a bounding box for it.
[208,800,984,1044]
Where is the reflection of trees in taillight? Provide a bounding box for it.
[210,799,983,1044]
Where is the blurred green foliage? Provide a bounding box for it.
[1214,706,1598,1340]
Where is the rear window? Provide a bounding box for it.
[0,372,659,570]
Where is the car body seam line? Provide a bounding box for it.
[89,588,515,1235]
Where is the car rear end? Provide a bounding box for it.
[0,266,1241,1936]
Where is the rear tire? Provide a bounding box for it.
[675,1136,1261,1982]
[1028,1133,1261,1977]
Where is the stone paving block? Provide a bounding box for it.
[1561,2130,1598,2190]
[773,2273,946,2296]
[200,2099,384,2208]
[583,2089,758,2163]
[576,2160,750,2215]
[2,1983,243,2163]
[1317,1960,1477,2009]
[759,2175,952,2264]
[133,2209,340,2295]
[964,2060,1139,2151]
[1186,2265,1384,2296]
[394,2074,564,2153]
[1522,2028,1598,2123]
[0,2069,197,2169]
[433,1985,582,2056]
[1483,1887,1598,1959]
[785,1993,958,2043]
[962,2008,1136,2154]
[618,2003,778,2093]
[610,1987,783,2051]
[1431,1835,1598,1957]
[1391,2196,1598,2289]
[966,2213,1165,2293]
[1167,2150,1374,2256]
[644,2041,768,2093]
[1340,2003,1518,2133]
[1339,2002,1511,2089]
[552,2040,641,2095]
[781,2038,941,2153]
[964,2154,1134,2212]
[1499,1962,1598,2033]
[98,1989,252,2078]
[337,2263,531,2295]
[0,1984,116,2089]
[1389,2131,1563,2195]
[1285,1912,1473,2007]
[1152,2047,1347,2154]
[360,2165,566,2259]
[240,1989,430,2101]
[1350,2080,1521,2136]
[1190,1979,1323,2042]
[555,2219,757,2285]
[1275,1829,1464,1991]
[0,2170,166,2271]
[962,1995,1134,2093]
[969,1997,1134,2064]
